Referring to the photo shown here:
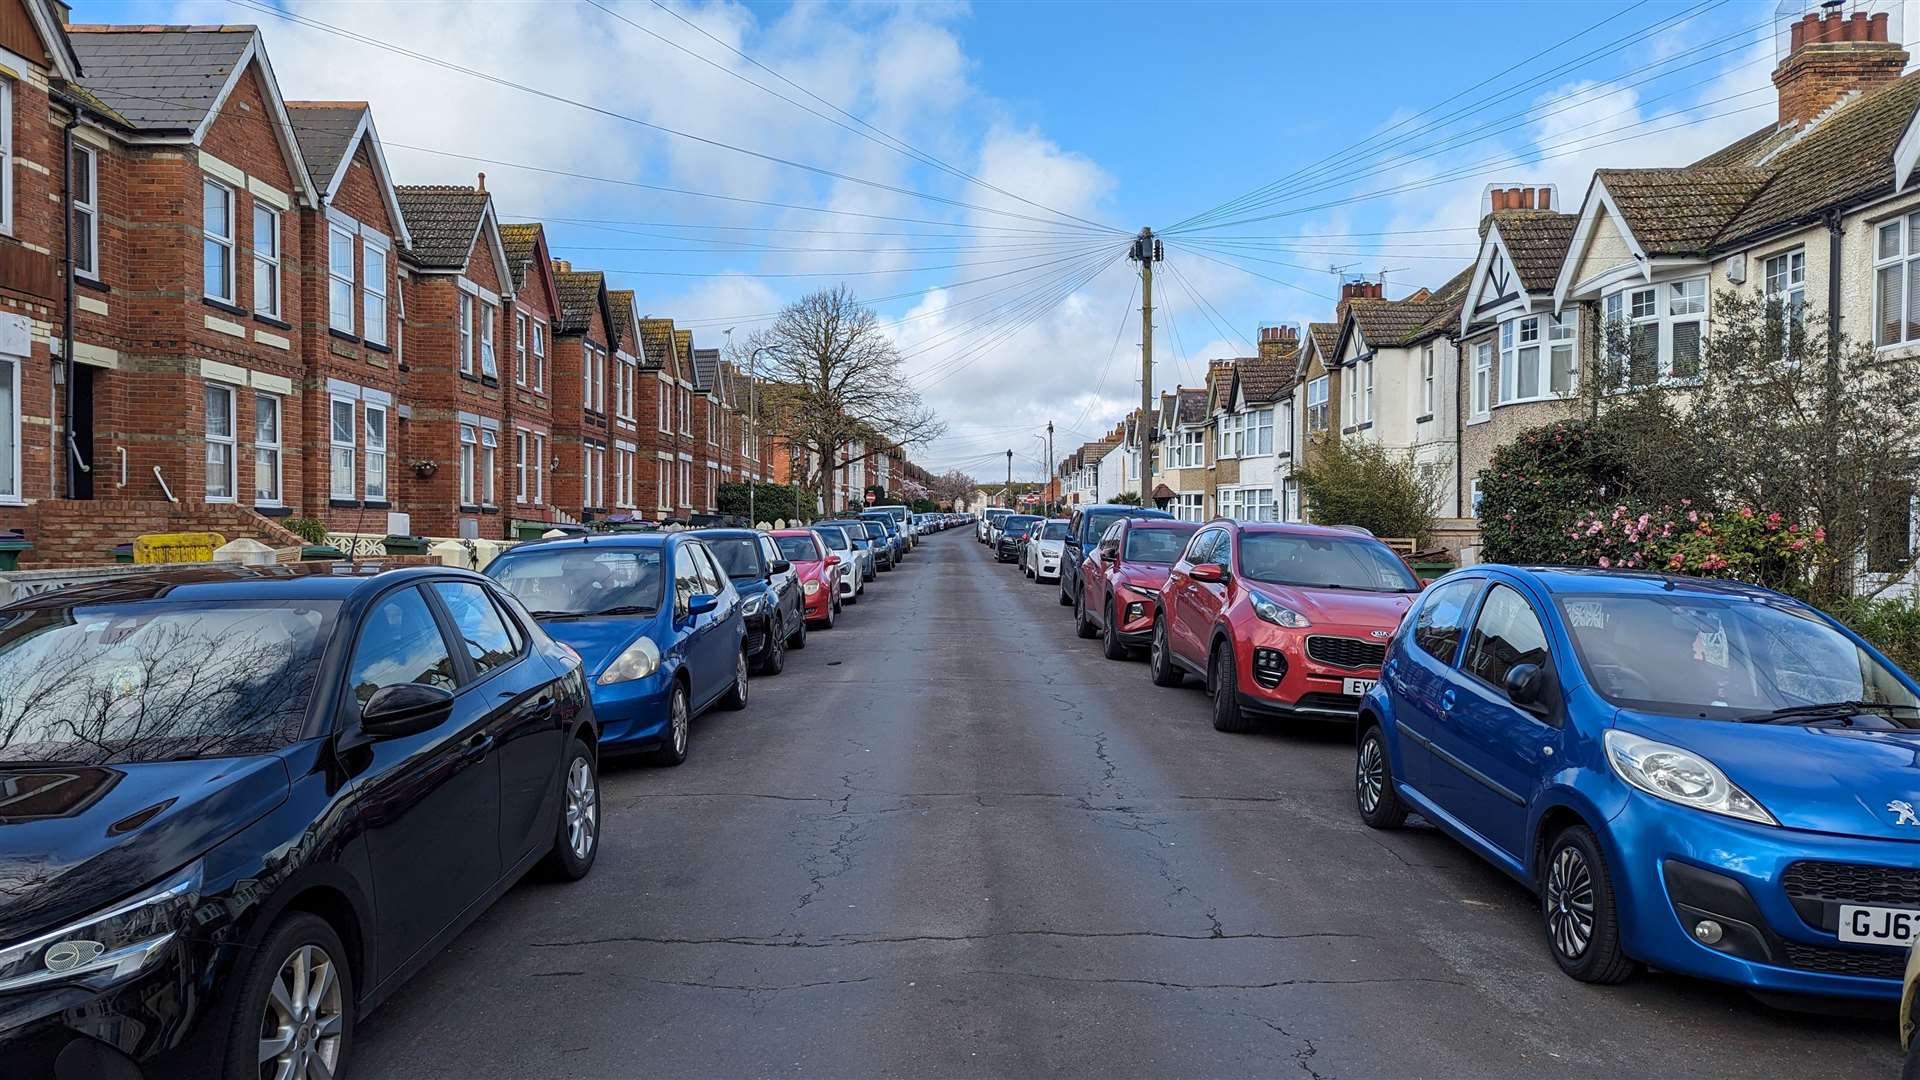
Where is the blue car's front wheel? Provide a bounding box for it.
[1542,824,1638,985]
[647,681,691,767]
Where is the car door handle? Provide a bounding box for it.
[464,732,495,755]
[1440,689,1456,715]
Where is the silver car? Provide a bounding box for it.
[810,523,869,600]
[1024,517,1070,583]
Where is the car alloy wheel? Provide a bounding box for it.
[259,944,344,1080]
[1356,736,1385,814]
[1149,617,1183,687]
[1545,844,1595,961]
[670,688,689,755]
[565,756,599,862]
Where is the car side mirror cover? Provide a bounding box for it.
[1190,562,1226,583]
[1504,662,1547,708]
[360,682,455,739]
[769,559,792,575]
[826,555,841,566]
[687,593,719,617]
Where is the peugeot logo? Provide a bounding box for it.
[1891,800,1920,827]
[43,939,104,973]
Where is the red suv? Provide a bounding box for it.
[1074,518,1202,661]
[771,528,843,630]
[1148,520,1423,732]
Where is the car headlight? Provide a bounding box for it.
[1603,730,1777,826]
[1123,583,1160,599]
[597,636,662,685]
[740,594,765,617]
[1250,592,1311,628]
[802,580,820,596]
[0,861,202,993]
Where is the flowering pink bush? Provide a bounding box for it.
[1559,502,1825,589]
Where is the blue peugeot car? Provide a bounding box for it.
[487,532,748,765]
[1357,565,1920,1000]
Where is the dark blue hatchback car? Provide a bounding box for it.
[1358,565,1920,1000]
[487,532,748,765]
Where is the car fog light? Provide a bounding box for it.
[1126,602,1144,621]
[1692,919,1723,945]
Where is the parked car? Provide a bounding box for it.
[1358,565,1920,1000]
[871,504,915,548]
[995,514,1041,562]
[1148,520,1420,732]
[838,518,893,571]
[488,532,748,765]
[1059,503,1173,608]
[859,511,907,563]
[692,528,807,675]
[772,528,843,629]
[1075,517,1203,659]
[980,508,1010,544]
[809,522,867,602]
[0,564,598,1080]
[1905,944,1919,1079]
[1023,518,1071,582]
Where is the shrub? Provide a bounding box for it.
[1563,503,1826,593]
[1110,491,1142,506]
[1297,439,1435,545]
[284,517,328,545]
[718,481,811,523]
[1828,595,1920,677]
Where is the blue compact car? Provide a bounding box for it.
[1357,565,1920,1000]
[487,533,749,765]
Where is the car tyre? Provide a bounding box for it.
[1073,589,1098,639]
[1355,724,1408,829]
[756,617,786,675]
[719,646,750,710]
[787,610,808,649]
[1542,824,1639,985]
[543,739,601,879]
[1148,616,1184,687]
[646,681,691,767]
[1059,580,1074,606]
[1210,642,1255,733]
[225,913,354,1080]
[1101,600,1129,661]
[813,595,836,630]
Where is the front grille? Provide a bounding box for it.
[1306,635,1386,670]
[1293,691,1363,714]
[1783,861,1920,907]
[1778,940,1906,980]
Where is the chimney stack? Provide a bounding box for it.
[1256,324,1299,362]
[553,259,572,272]
[1339,280,1383,302]
[1773,6,1905,128]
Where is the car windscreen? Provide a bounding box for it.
[1125,525,1199,562]
[1001,516,1038,535]
[1555,593,1920,720]
[812,527,851,550]
[1041,522,1069,540]
[861,516,896,534]
[1237,533,1421,593]
[883,508,909,524]
[1082,511,1129,547]
[703,537,767,580]
[986,511,1009,523]
[774,536,820,562]
[835,521,874,540]
[0,599,338,765]
[491,548,664,616]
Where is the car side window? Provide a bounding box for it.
[672,544,700,614]
[764,536,783,567]
[348,586,459,708]
[1067,512,1082,543]
[1462,584,1551,689]
[691,544,725,595]
[1099,523,1122,557]
[1413,578,1478,664]
[432,581,520,678]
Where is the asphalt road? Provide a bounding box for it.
[357,528,1902,1079]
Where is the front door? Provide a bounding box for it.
[1385,576,1481,797]
[1168,527,1222,664]
[1429,582,1559,859]
[345,585,501,983]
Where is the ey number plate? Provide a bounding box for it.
[1343,678,1378,697]
[1838,904,1920,946]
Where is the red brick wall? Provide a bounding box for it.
[1,50,60,506]
[12,497,305,567]
[548,289,610,519]
[399,263,508,539]
[504,253,555,521]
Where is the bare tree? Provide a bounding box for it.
[741,286,945,512]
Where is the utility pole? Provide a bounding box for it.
[1129,228,1162,504]
[1046,420,1054,513]
[1005,449,1013,507]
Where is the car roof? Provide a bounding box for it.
[508,532,674,554]
[687,527,762,540]
[1220,520,1379,540]
[1487,564,1793,604]
[1128,518,1199,530]
[1081,504,1169,514]
[0,562,480,614]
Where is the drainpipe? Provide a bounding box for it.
[55,100,85,497]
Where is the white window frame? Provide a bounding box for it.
[327,220,356,334]
[0,354,18,503]
[1283,477,1299,522]
[533,432,547,504]
[252,391,281,507]
[479,300,498,379]
[1471,342,1491,419]
[1361,361,1374,424]
[658,376,672,432]
[72,144,98,280]
[532,321,547,391]
[679,459,691,507]
[1469,477,1485,518]
[0,81,13,236]
[458,293,474,375]
[1605,277,1705,384]
[1421,343,1434,416]
[480,428,497,507]
[362,238,389,346]
[202,179,235,304]
[1246,408,1273,456]
[459,424,478,506]
[1876,214,1920,349]
[250,203,279,317]
[329,397,356,500]
[1344,367,1358,427]
[1764,248,1806,352]
[363,402,387,503]
[515,313,528,386]
[204,381,237,502]
[1306,376,1329,432]
[706,463,719,511]
[515,429,529,502]
[658,456,672,510]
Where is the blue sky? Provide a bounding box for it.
[85,0,1862,480]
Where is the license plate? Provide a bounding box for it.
[1838,904,1920,946]
[1343,678,1378,697]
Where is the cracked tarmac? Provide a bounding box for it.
[355,530,1900,1079]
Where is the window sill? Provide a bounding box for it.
[74,275,110,294]
[1467,414,1490,427]
[481,375,499,388]
[329,498,361,508]
[480,505,500,515]
[205,496,238,505]
[364,500,391,511]
[253,312,291,331]
[365,340,392,355]
[458,504,481,514]
[203,297,246,318]
[458,371,479,383]
[253,504,291,517]
[328,328,360,344]
[1415,413,1434,424]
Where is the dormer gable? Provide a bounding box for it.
[287,102,410,248]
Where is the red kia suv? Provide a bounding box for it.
[771,528,843,630]
[1075,517,1202,661]
[1147,520,1423,732]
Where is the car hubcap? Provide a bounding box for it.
[671,691,689,754]
[1546,845,1595,959]
[565,757,598,860]
[1151,623,1164,670]
[736,651,749,700]
[1357,738,1385,813]
[259,944,343,1080]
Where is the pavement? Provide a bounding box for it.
[356,528,1902,1079]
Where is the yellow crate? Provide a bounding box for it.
[133,531,226,565]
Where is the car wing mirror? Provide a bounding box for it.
[826,555,841,566]
[1503,662,1548,710]
[769,559,793,575]
[687,593,719,617]
[360,683,455,740]
[1189,562,1226,583]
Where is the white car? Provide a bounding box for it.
[1023,518,1070,583]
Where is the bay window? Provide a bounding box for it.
[204,383,236,501]
[253,392,281,506]
[1216,412,1242,458]
[1471,341,1491,419]
[329,398,355,500]
[1876,213,1920,348]
[1246,408,1273,456]
[1344,367,1359,427]
[327,221,355,333]
[203,180,235,303]
[1604,277,1704,384]
[1498,311,1578,404]
[1306,376,1328,432]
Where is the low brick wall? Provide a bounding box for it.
[1,499,308,568]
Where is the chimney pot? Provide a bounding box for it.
[477,171,486,192]
[1791,18,1806,50]
[1519,188,1535,209]
[1872,11,1890,40]
[1491,188,1507,211]
[1538,187,1552,210]
[1849,12,1870,41]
